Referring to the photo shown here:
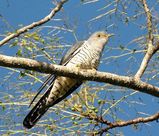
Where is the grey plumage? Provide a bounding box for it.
[23,31,111,129]
[60,41,84,65]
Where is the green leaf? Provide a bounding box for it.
[16,49,22,57]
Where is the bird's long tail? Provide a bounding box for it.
[23,89,50,129]
[23,78,82,129]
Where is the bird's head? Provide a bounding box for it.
[87,31,113,50]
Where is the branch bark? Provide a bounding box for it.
[0,0,68,47]
[135,0,154,79]
[0,54,159,98]
[135,42,159,79]
[141,0,153,42]
[97,112,159,135]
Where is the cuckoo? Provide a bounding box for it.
[23,31,112,129]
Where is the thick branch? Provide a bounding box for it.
[0,54,159,98]
[0,0,68,47]
[97,112,159,135]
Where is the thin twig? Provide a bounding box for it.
[97,112,159,135]
[141,0,153,42]
[0,0,68,46]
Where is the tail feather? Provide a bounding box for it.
[23,81,82,129]
[23,89,50,129]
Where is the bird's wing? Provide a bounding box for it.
[60,41,85,65]
[24,41,85,129]
[23,80,82,129]
[29,41,84,107]
[29,74,55,107]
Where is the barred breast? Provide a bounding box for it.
[46,42,102,105]
[67,41,101,69]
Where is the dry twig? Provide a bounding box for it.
[0,0,68,46]
[97,112,159,135]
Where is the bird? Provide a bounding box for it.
[23,31,112,129]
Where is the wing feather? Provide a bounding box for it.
[29,41,84,107]
[29,75,55,107]
[60,41,84,65]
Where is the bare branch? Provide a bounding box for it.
[84,115,114,126]
[135,41,159,79]
[0,54,159,97]
[0,0,68,47]
[135,44,155,78]
[141,0,153,42]
[97,112,159,135]
[135,0,155,79]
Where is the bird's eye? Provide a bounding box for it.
[97,34,101,37]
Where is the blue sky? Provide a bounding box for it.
[0,0,159,135]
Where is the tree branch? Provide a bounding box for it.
[0,54,159,98]
[0,0,68,47]
[135,42,159,79]
[97,112,159,135]
[141,0,153,42]
[135,0,155,79]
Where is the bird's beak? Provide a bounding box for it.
[108,33,114,38]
